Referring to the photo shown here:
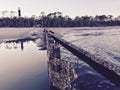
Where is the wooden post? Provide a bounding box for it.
[44,30,77,90]
[46,32,61,60]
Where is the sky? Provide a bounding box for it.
[0,0,120,18]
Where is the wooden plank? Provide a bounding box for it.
[46,30,120,87]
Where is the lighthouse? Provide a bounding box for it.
[18,8,21,17]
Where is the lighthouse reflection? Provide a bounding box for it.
[1,38,78,90]
[0,38,49,90]
[5,38,36,50]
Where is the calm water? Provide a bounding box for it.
[0,39,49,90]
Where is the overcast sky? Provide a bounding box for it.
[0,0,120,17]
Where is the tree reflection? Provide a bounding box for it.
[5,38,36,50]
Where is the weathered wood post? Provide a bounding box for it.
[45,30,62,89]
[46,31,61,60]
[44,30,77,90]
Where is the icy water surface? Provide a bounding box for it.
[0,39,49,90]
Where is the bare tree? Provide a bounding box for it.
[1,10,9,17]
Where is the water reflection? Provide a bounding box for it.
[5,38,36,50]
[2,37,116,90]
[0,38,49,90]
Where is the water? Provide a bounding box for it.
[0,39,49,90]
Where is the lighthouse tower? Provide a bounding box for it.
[18,8,21,17]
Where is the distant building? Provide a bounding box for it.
[18,8,21,17]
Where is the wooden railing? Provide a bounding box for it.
[43,29,120,88]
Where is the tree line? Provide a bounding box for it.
[0,11,120,27]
